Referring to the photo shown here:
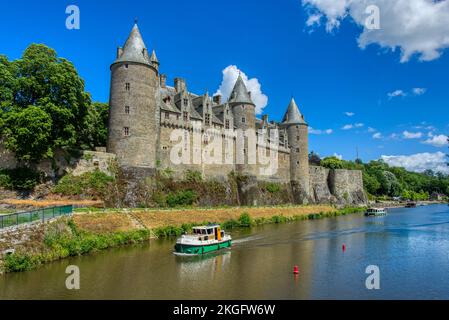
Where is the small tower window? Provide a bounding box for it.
[125,83,130,91]
[296,148,300,153]
[242,117,246,123]
[125,106,130,114]
[123,127,130,137]
[183,111,189,121]
[296,136,300,141]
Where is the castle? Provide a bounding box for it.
[107,23,367,206]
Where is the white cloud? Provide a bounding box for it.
[372,132,382,139]
[214,65,268,115]
[422,134,448,147]
[388,90,406,98]
[309,127,333,135]
[403,130,423,139]
[333,153,343,160]
[368,127,377,133]
[381,152,449,174]
[302,0,449,62]
[342,123,364,130]
[345,112,355,117]
[306,13,323,27]
[413,87,427,96]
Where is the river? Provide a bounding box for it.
[1,204,449,300]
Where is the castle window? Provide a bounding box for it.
[125,64,129,69]
[296,148,300,153]
[225,120,230,130]
[123,127,130,137]
[125,106,130,114]
[183,99,188,106]
[296,136,300,141]
[165,112,169,120]
[183,111,189,121]
[125,83,130,91]
[205,114,210,126]
[242,117,246,123]
[297,161,300,165]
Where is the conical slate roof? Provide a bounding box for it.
[282,98,307,125]
[114,23,151,66]
[228,74,254,105]
[150,50,159,64]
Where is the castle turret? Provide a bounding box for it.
[229,74,256,131]
[229,74,257,177]
[282,98,310,204]
[107,23,159,168]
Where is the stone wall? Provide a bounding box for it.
[328,169,367,205]
[0,140,116,179]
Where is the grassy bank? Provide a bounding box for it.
[1,205,365,274]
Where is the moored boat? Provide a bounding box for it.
[174,224,232,255]
[365,208,387,216]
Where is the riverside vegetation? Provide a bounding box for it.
[0,206,365,273]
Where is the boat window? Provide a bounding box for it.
[207,229,213,234]
[202,229,206,235]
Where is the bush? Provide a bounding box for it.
[0,167,42,191]
[166,190,197,207]
[266,183,281,193]
[238,213,253,227]
[184,170,203,183]
[53,170,114,198]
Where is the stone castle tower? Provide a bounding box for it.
[281,98,310,204]
[107,23,159,168]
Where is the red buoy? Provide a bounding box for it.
[293,265,299,274]
[342,244,346,252]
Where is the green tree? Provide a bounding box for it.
[321,156,344,169]
[0,44,92,162]
[2,106,52,162]
[80,102,109,149]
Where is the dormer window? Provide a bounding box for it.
[225,120,230,130]
[183,111,189,121]
[183,99,188,106]
[205,114,210,126]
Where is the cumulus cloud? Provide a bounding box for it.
[381,152,449,174]
[422,134,448,147]
[345,112,355,117]
[333,153,343,160]
[372,132,382,139]
[403,131,423,139]
[214,65,268,115]
[342,123,364,130]
[302,0,449,62]
[368,127,377,133]
[309,127,333,135]
[413,87,427,96]
[388,90,406,98]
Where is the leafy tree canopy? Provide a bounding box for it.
[0,44,108,163]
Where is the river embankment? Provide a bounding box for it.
[0,205,365,274]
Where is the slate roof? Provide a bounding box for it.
[114,24,151,66]
[281,98,307,125]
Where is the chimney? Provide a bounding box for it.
[160,74,167,88]
[213,95,222,105]
[117,47,123,59]
[174,78,186,93]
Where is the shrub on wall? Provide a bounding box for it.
[166,190,197,207]
[0,167,42,191]
[53,170,114,198]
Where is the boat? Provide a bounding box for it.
[405,202,417,208]
[174,224,232,255]
[365,208,387,216]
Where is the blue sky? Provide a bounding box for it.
[0,0,448,171]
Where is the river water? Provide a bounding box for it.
[1,204,449,300]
